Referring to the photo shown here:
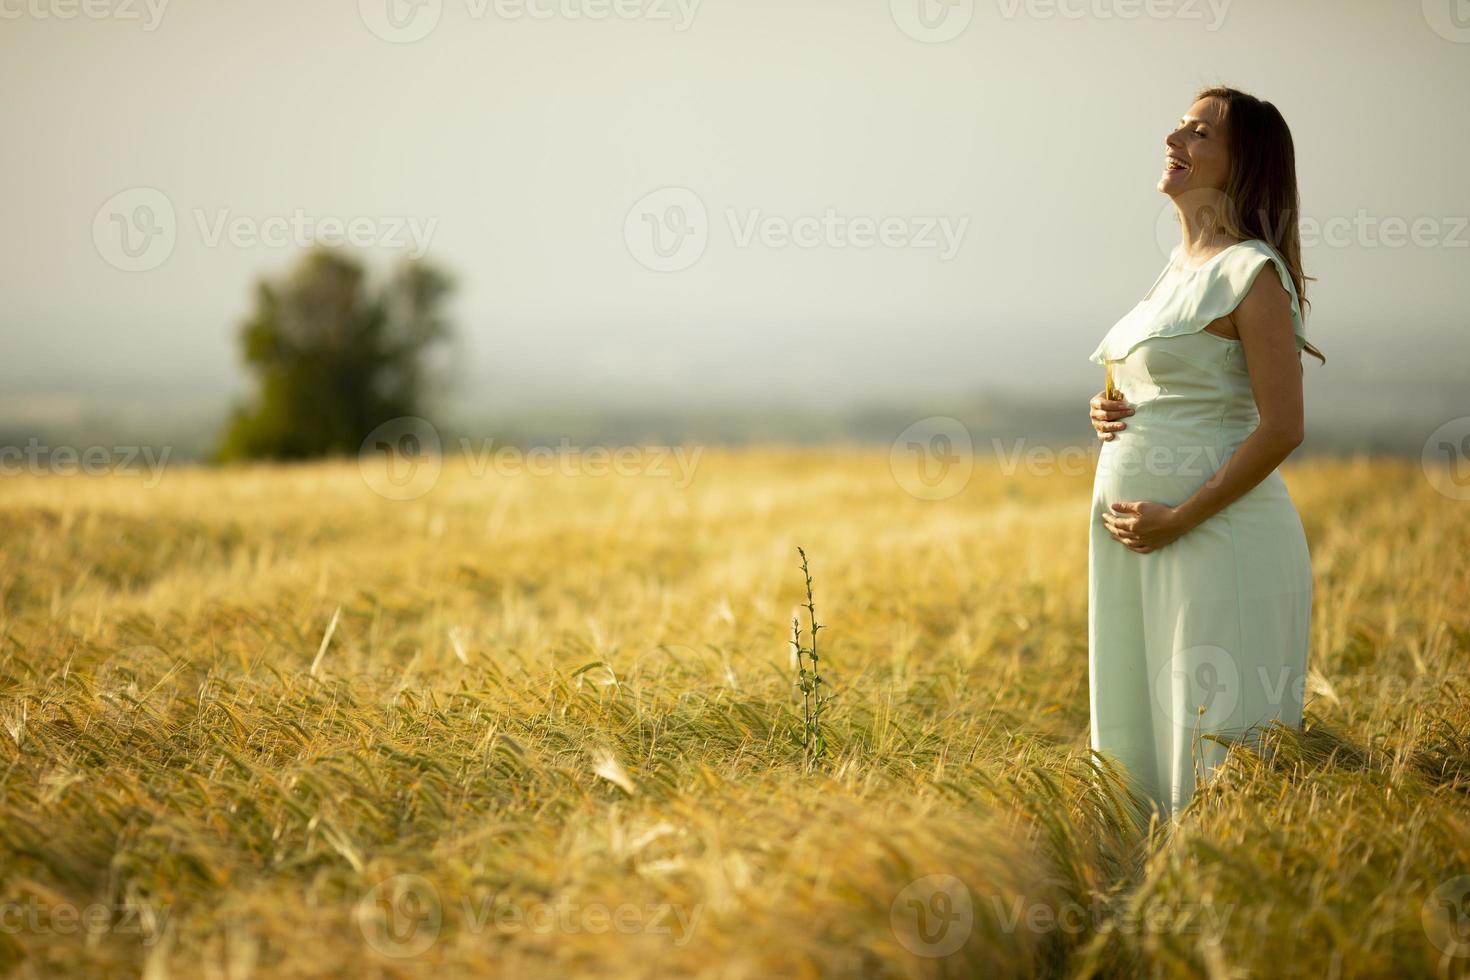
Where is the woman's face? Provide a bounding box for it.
[1159,97,1230,197]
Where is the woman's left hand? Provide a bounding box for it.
[1102,500,1190,553]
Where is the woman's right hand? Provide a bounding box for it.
[1089,390,1134,442]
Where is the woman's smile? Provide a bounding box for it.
[1158,96,1230,197]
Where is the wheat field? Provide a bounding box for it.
[1,449,1468,979]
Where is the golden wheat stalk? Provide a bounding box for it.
[1104,358,1123,400]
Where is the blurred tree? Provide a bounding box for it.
[216,248,453,461]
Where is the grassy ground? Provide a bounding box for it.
[1,448,1467,978]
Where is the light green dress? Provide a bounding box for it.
[1086,238,1313,823]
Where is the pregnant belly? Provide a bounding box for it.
[1090,420,1300,525]
[1091,421,1243,511]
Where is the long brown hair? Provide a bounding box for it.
[1194,85,1325,365]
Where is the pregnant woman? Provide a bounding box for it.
[1086,86,1327,826]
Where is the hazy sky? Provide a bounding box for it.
[3,0,1467,415]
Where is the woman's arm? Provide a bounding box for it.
[1102,265,1304,554]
